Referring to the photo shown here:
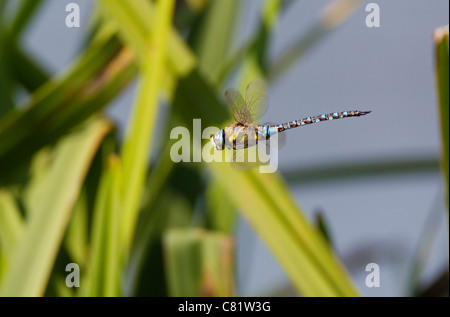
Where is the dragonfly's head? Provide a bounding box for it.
[210,129,225,150]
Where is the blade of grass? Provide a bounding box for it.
[1,118,112,296]
[124,139,198,295]
[125,186,193,296]
[84,154,122,296]
[405,193,444,296]
[6,0,44,43]
[83,152,113,296]
[98,0,196,76]
[434,25,449,207]
[103,155,121,296]
[213,0,280,86]
[0,189,24,258]
[110,0,175,252]
[0,0,44,116]
[164,229,202,297]
[216,0,361,85]
[209,165,357,296]
[0,41,136,184]
[0,27,119,161]
[205,179,235,233]
[10,44,49,92]
[0,30,15,116]
[163,228,235,297]
[64,190,89,268]
[184,0,241,233]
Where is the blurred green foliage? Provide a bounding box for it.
[0,0,446,297]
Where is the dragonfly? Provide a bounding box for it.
[210,79,371,162]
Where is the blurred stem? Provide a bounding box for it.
[7,0,44,43]
[11,44,49,92]
[0,1,7,19]
[120,0,175,253]
[269,23,325,80]
[124,145,175,296]
[0,0,43,112]
[269,0,363,80]
[416,269,449,297]
[280,156,439,185]
[188,0,240,84]
[0,30,14,116]
[434,25,449,207]
[216,0,362,85]
[213,0,280,86]
[406,192,445,297]
[0,189,24,258]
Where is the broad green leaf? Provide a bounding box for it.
[163,228,235,297]
[434,25,449,207]
[1,118,112,296]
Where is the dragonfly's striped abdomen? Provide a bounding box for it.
[272,110,371,133]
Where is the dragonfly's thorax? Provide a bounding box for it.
[224,126,257,150]
[210,123,279,151]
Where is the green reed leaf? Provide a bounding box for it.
[1,118,112,296]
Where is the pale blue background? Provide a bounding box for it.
[23,0,449,296]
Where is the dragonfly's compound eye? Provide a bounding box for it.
[210,129,225,150]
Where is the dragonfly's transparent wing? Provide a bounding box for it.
[224,88,246,123]
[225,79,269,124]
[242,79,269,124]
